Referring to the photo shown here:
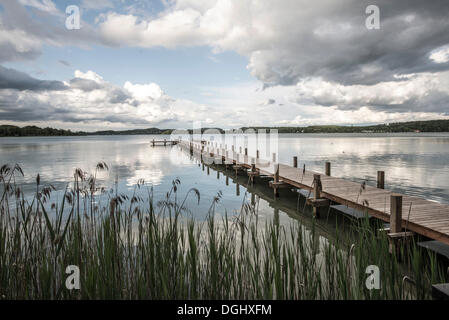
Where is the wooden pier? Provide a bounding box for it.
[179,140,449,246]
[150,139,179,147]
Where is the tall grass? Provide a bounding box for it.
[0,163,446,299]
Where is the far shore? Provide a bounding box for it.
[1,119,449,137]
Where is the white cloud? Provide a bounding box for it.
[74,70,104,83]
[278,107,449,127]
[293,72,449,114]
[0,27,43,61]
[430,45,449,63]
[18,0,59,15]
[124,82,164,101]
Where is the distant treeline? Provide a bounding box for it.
[1,119,449,137]
[0,125,172,137]
[0,125,84,137]
[241,119,449,133]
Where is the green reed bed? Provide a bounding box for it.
[0,163,447,299]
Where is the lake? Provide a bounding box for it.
[1,133,449,225]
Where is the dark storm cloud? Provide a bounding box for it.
[0,89,62,121]
[0,65,67,91]
[253,0,449,87]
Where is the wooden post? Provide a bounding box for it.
[256,150,260,159]
[164,138,167,146]
[232,145,234,152]
[272,153,276,163]
[226,176,229,186]
[293,156,298,168]
[313,174,322,218]
[245,148,248,156]
[377,171,385,189]
[236,183,240,196]
[250,163,257,184]
[390,194,402,233]
[273,164,280,197]
[152,139,155,147]
[207,166,210,175]
[239,146,242,154]
[325,162,331,176]
[389,194,403,255]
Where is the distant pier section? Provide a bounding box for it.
[150,139,179,146]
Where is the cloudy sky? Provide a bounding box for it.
[1,0,449,131]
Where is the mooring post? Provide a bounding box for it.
[325,162,331,176]
[256,150,260,159]
[389,194,403,255]
[390,194,403,233]
[226,176,229,186]
[272,153,276,163]
[217,171,219,179]
[239,146,242,154]
[152,139,155,147]
[207,166,210,175]
[250,163,257,184]
[377,171,385,189]
[245,148,248,156]
[293,156,298,168]
[273,164,280,197]
[236,183,240,196]
[313,174,322,218]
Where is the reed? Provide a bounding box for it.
[0,163,446,299]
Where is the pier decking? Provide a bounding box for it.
[150,139,179,146]
[179,140,449,246]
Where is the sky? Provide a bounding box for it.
[0,0,449,131]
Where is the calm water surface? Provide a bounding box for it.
[1,133,448,225]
